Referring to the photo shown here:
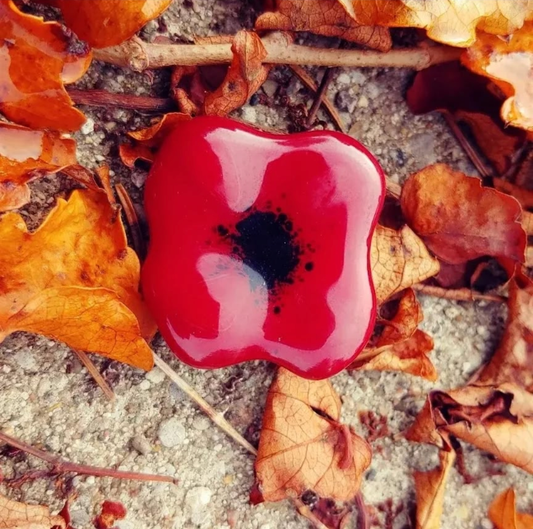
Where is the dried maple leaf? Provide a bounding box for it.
[401,164,526,265]
[253,368,371,503]
[342,0,533,47]
[0,492,66,529]
[44,0,171,48]
[255,0,392,51]
[204,31,270,117]
[0,189,154,370]
[94,500,127,529]
[463,22,533,131]
[413,450,455,529]
[0,0,91,131]
[371,224,440,304]
[351,289,436,380]
[489,488,533,529]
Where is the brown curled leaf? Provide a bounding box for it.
[0,492,66,529]
[371,224,440,304]
[255,0,392,51]
[0,189,155,369]
[253,368,371,503]
[489,488,533,529]
[0,0,91,131]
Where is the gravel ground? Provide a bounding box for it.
[1,1,532,528]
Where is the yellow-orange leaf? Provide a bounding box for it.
[254,368,371,503]
[0,0,91,131]
[0,189,154,370]
[0,493,66,529]
[489,488,533,529]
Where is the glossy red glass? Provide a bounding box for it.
[142,116,385,379]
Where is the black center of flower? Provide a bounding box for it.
[229,210,301,290]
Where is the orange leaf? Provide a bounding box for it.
[401,164,526,265]
[47,0,172,48]
[254,368,371,503]
[0,492,66,529]
[0,122,77,212]
[204,31,270,117]
[489,488,533,529]
[463,22,533,131]
[0,189,154,370]
[371,224,440,303]
[255,0,391,51]
[0,0,91,131]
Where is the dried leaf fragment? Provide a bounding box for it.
[94,500,127,529]
[0,189,154,370]
[0,492,66,529]
[254,368,371,503]
[489,488,533,529]
[0,0,91,131]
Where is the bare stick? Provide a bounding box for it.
[153,353,258,455]
[115,184,147,260]
[306,68,336,128]
[294,499,330,529]
[94,33,462,71]
[385,178,402,198]
[73,349,115,401]
[355,491,370,529]
[413,283,506,303]
[68,88,174,112]
[0,431,176,484]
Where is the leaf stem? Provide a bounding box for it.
[413,283,506,303]
[72,349,115,401]
[68,88,175,112]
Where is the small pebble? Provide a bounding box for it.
[185,486,212,512]
[357,95,369,108]
[139,380,151,391]
[262,79,278,98]
[81,118,94,135]
[131,434,152,455]
[192,416,210,431]
[158,417,187,447]
[146,367,165,384]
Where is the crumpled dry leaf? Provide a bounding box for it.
[0,189,154,370]
[371,224,440,303]
[253,368,371,503]
[413,450,455,529]
[489,488,533,529]
[255,0,392,51]
[44,0,172,48]
[0,492,66,529]
[406,62,527,174]
[204,30,270,116]
[351,289,436,380]
[94,500,127,529]
[340,0,533,47]
[401,164,526,265]
[463,22,533,131]
[0,122,77,212]
[0,0,91,131]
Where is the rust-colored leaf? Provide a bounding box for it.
[46,0,172,48]
[489,488,533,529]
[253,368,371,503]
[255,0,392,51]
[401,164,526,265]
[0,122,77,212]
[463,22,533,131]
[0,189,154,370]
[94,500,127,529]
[413,450,455,529]
[351,289,436,380]
[0,492,66,529]
[0,0,91,131]
[371,224,440,304]
[204,31,270,117]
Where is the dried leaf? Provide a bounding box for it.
[0,189,154,370]
[371,224,440,303]
[254,368,371,503]
[463,22,533,131]
[47,0,172,48]
[351,289,436,380]
[342,0,533,47]
[489,488,533,529]
[204,31,270,117]
[0,123,77,212]
[255,0,392,51]
[94,500,127,529]
[0,492,66,529]
[401,164,526,265]
[0,0,91,131]
[413,450,455,529]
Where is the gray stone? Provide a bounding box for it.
[158,418,187,447]
[131,434,152,455]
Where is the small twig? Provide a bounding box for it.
[412,283,506,303]
[73,349,115,401]
[294,499,330,529]
[115,184,147,260]
[0,431,176,484]
[306,68,336,129]
[152,353,257,455]
[94,33,462,71]
[355,491,370,529]
[385,178,401,199]
[68,88,175,112]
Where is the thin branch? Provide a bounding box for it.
[294,499,330,529]
[355,491,370,529]
[306,68,336,128]
[94,33,462,71]
[68,88,175,112]
[73,349,115,401]
[412,283,506,303]
[0,431,176,484]
[115,184,147,261]
[385,178,402,199]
